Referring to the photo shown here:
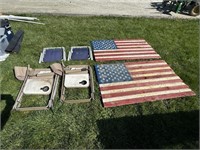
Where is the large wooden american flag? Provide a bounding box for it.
[95,60,196,107]
[91,39,161,61]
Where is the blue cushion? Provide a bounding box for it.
[43,48,63,62]
[71,47,89,60]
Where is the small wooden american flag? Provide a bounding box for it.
[91,39,161,61]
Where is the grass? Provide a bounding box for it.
[0,14,199,149]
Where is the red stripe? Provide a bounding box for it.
[95,56,161,61]
[125,60,165,65]
[100,78,182,91]
[133,74,177,80]
[103,91,196,107]
[117,45,151,48]
[94,52,157,57]
[130,69,173,75]
[94,48,154,52]
[125,64,169,70]
[114,39,146,42]
[101,85,189,99]
[117,48,154,51]
[94,50,155,54]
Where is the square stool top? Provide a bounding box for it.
[39,47,66,63]
[68,46,93,61]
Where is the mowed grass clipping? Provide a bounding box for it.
[0,15,199,149]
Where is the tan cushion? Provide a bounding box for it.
[50,63,63,76]
[14,66,28,81]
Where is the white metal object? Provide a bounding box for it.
[64,74,89,88]
[23,78,53,95]
[0,15,44,25]
[0,15,38,20]
[0,35,10,61]
[9,19,45,25]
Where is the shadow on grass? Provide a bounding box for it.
[97,110,199,149]
[1,94,15,130]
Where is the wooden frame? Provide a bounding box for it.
[12,65,60,111]
[60,64,95,103]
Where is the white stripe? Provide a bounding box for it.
[114,40,146,43]
[93,47,154,52]
[129,66,171,72]
[101,82,185,94]
[103,88,192,102]
[100,76,180,87]
[115,42,148,45]
[95,54,160,59]
[94,51,156,56]
[133,71,174,78]
[117,45,152,48]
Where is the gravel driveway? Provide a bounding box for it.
[0,0,199,19]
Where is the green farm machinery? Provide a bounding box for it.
[163,0,200,16]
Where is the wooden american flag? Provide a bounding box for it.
[91,39,161,61]
[97,60,196,107]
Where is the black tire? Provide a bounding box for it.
[189,4,199,16]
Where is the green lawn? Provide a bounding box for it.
[0,15,199,149]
